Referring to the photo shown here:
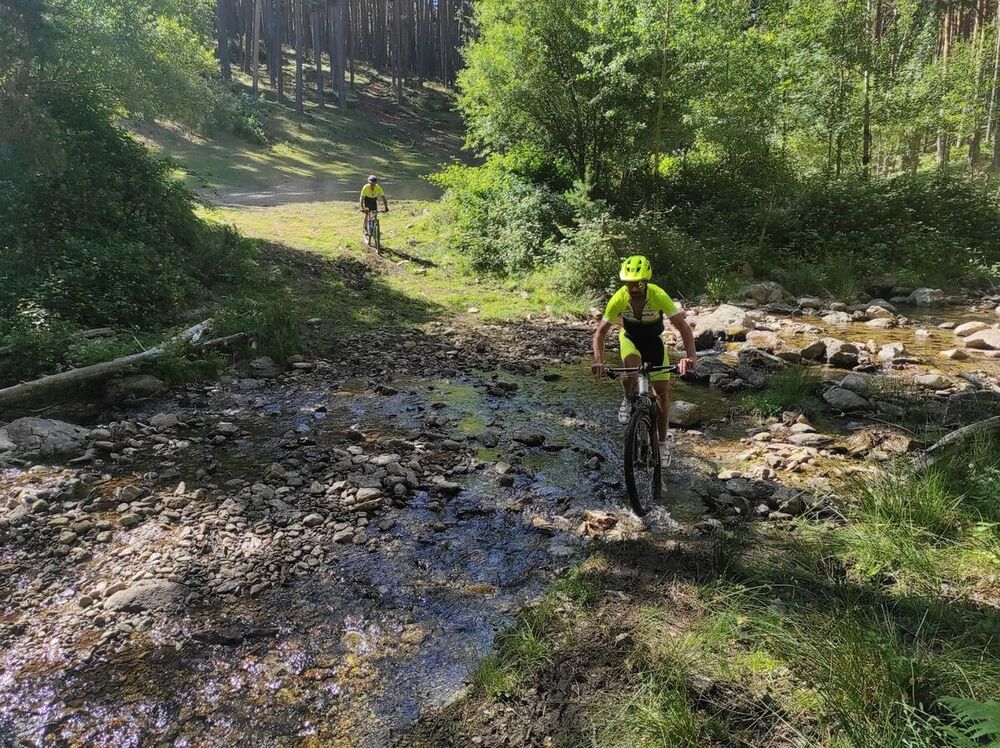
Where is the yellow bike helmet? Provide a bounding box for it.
[619,255,652,282]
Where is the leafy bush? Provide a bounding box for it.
[431,158,573,274]
[216,289,299,363]
[0,304,76,386]
[0,89,253,330]
[201,82,279,145]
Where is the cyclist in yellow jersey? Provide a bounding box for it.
[592,256,698,460]
[360,174,389,238]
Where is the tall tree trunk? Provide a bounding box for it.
[276,0,286,103]
[217,0,232,80]
[393,0,403,99]
[862,68,872,179]
[438,0,449,86]
[295,0,304,113]
[252,0,262,95]
[312,8,324,108]
[937,7,952,169]
[328,0,347,107]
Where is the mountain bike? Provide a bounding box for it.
[605,363,677,516]
[363,208,385,254]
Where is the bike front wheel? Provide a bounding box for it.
[623,401,661,516]
[373,221,382,254]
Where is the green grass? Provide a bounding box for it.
[739,366,822,417]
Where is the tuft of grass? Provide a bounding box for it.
[596,677,708,747]
[153,349,228,384]
[216,288,300,363]
[740,366,822,417]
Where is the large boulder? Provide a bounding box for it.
[104,580,190,613]
[823,339,860,368]
[964,329,1000,351]
[799,339,826,360]
[823,387,871,411]
[0,418,91,458]
[744,330,783,352]
[839,372,874,396]
[739,281,787,305]
[909,288,945,306]
[682,356,738,383]
[954,321,989,338]
[737,347,787,372]
[878,342,908,363]
[689,305,752,347]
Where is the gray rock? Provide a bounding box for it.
[915,373,950,389]
[822,311,852,325]
[965,329,1000,350]
[737,347,786,371]
[824,339,859,368]
[788,432,832,447]
[683,356,738,383]
[909,288,945,306]
[878,343,908,363]
[478,429,500,448]
[744,330,782,352]
[512,430,545,447]
[865,317,896,329]
[940,348,969,360]
[150,413,179,430]
[355,487,383,502]
[669,401,703,427]
[799,339,826,360]
[839,372,873,396]
[303,513,324,527]
[104,580,189,613]
[0,418,91,458]
[798,297,823,309]
[823,387,871,411]
[689,304,752,346]
[954,321,989,338]
[249,356,281,377]
[739,281,787,305]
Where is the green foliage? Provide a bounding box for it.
[432,158,572,274]
[0,92,249,330]
[0,304,76,385]
[201,82,279,144]
[740,367,822,418]
[939,698,1000,747]
[216,290,299,363]
[153,349,227,384]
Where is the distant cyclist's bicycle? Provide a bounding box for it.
[605,363,677,516]
[363,208,385,254]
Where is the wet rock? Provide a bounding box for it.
[689,305,752,346]
[744,330,782,351]
[512,429,545,447]
[104,580,189,613]
[740,281,787,305]
[478,429,500,448]
[823,340,859,368]
[683,356,738,383]
[865,318,896,329]
[119,513,142,529]
[738,347,786,371]
[798,297,823,309]
[822,311,852,325]
[669,401,703,427]
[954,321,989,338]
[823,387,871,411]
[909,288,945,306]
[915,373,950,389]
[940,348,969,360]
[799,339,826,360]
[0,418,91,458]
[356,487,383,502]
[964,329,1000,350]
[104,374,167,403]
[866,305,894,319]
[878,342,908,363]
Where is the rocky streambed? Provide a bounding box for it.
[1,291,999,746]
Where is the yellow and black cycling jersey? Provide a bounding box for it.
[602,283,681,382]
[360,183,385,199]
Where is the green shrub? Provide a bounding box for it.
[0,304,76,386]
[0,89,252,330]
[217,290,299,363]
[201,82,279,145]
[431,158,573,274]
[740,367,822,418]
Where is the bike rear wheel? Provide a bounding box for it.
[623,400,661,516]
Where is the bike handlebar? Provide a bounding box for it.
[603,364,679,379]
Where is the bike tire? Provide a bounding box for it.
[374,221,382,254]
[623,400,661,516]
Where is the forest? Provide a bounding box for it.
[2,1,1000,746]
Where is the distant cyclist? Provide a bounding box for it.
[591,255,697,460]
[360,174,389,240]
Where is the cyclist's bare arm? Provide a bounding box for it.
[591,318,613,377]
[381,195,389,211]
[668,312,698,375]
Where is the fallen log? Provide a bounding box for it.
[913,415,1000,471]
[0,320,212,411]
[195,332,250,350]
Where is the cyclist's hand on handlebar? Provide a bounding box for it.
[591,361,605,378]
[678,357,696,376]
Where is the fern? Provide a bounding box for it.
[940,698,1000,747]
